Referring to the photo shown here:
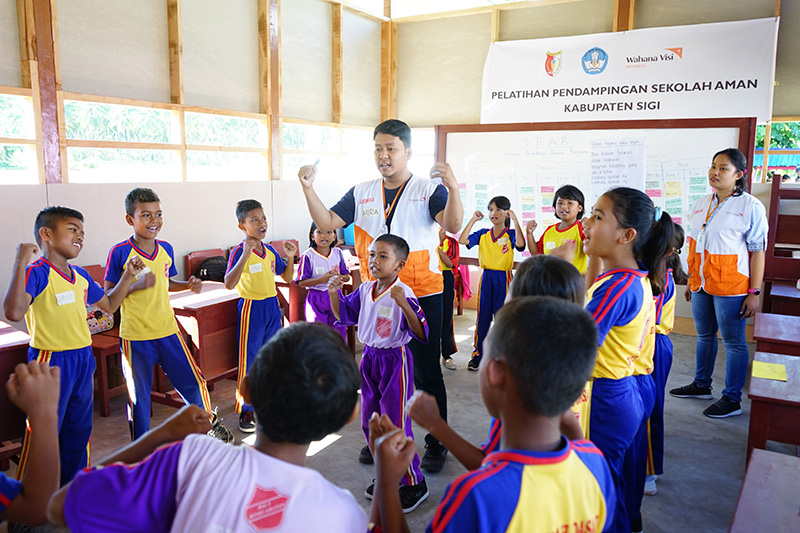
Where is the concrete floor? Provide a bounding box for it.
[3,309,791,532]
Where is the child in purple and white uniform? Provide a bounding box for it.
[295,223,350,340]
[329,234,430,513]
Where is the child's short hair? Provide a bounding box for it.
[236,199,264,223]
[509,255,585,305]
[125,188,160,216]
[373,234,409,261]
[374,119,411,148]
[33,206,84,246]
[248,322,360,444]
[553,185,585,220]
[309,222,337,249]
[487,296,597,417]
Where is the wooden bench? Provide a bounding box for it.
[730,448,800,532]
[763,280,800,315]
[746,351,800,461]
[0,321,30,470]
[753,313,800,356]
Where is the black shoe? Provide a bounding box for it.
[669,381,713,400]
[399,480,429,513]
[207,406,234,444]
[467,355,481,371]
[238,411,256,433]
[420,440,448,473]
[703,397,742,418]
[365,479,375,500]
[359,445,374,465]
[631,516,643,533]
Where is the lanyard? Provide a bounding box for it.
[382,179,409,224]
[702,195,727,230]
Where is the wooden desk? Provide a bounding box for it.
[731,448,800,532]
[764,281,800,315]
[747,352,800,461]
[283,281,357,356]
[154,282,240,408]
[754,313,800,356]
[0,321,30,469]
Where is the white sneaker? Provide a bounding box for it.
[442,357,457,371]
[644,476,657,496]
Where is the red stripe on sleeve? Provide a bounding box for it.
[592,275,634,324]
[431,463,507,532]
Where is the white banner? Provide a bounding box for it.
[481,18,779,124]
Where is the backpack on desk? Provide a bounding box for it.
[194,256,227,282]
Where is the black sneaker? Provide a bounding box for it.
[399,480,429,513]
[207,406,235,444]
[239,411,256,433]
[365,479,375,500]
[467,356,481,371]
[669,381,713,400]
[703,397,742,418]
[420,440,448,473]
[359,444,374,465]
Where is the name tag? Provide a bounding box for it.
[315,266,326,275]
[544,241,556,251]
[497,237,508,246]
[135,266,151,281]
[249,263,263,274]
[696,232,705,250]
[378,306,393,319]
[56,290,76,306]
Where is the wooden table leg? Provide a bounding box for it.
[747,400,769,463]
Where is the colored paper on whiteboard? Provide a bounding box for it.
[665,181,682,197]
[673,216,682,225]
[690,176,707,185]
[521,186,535,194]
[666,198,683,209]
[646,189,662,197]
[541,186,555,193]
[752,361,787,381]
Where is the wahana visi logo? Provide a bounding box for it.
[582,47,608,75]
[625,47,683,67]
[545,51,562,77]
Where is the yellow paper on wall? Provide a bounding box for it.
[752,361,787,381]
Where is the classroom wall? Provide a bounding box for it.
[58,0,171,102]
[182,0,260,112]
[0,0,21,87]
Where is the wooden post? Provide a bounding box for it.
[332,3,343,123]
[16,0,34,89]
[491,8,500,42]
[30,0,62,184]
[613,0,636,32]
[167,0,184,105]
[380,21,397,121]
[258,0,281,180]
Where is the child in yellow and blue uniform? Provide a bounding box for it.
[579,188,674,533]
[4,207,143,484]
[224,199,296,433]
[644,224,686,497]
[526,184,588,274]
[368,296,616,533]
[105,189,220,442]
[458,196,525,370]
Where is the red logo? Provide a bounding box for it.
[245,486,290,530]
[376,317,392,338]
[164,263,170,277]
[502,244,509,254]
[359,198,374,204]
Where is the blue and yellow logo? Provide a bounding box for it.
[582,47,608,74]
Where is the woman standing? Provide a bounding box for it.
[670,148,768,418]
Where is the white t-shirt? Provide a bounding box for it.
[64,434,368,533]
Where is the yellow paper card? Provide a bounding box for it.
[752,361,787,382]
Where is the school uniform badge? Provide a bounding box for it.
[245,486,290,530]
[376,306,393,338]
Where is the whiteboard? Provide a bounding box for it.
[441,123,746,260]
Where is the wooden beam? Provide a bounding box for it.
[332,3,343,123]
[380,21,397,120]
[763,123,772,178]
[16,0,34,89]
[775,0,781,17]
[31,0,62,184]
[391,0,577,24]
[318,0,388,22]
[613,0,636,32]
[259,0,281,180]
[491,8,500,42]
[167,0,184,105]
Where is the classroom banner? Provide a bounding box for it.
[481,18,779,124]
